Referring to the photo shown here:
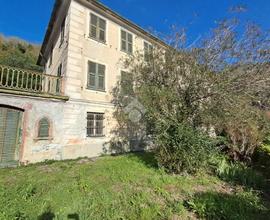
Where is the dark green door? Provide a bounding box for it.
[0,107,22,168]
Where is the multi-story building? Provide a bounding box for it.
[0,0,166,167]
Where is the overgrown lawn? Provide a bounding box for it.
[0,153,269,220]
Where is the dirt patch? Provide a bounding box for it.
[192,182,237,195]
[76,157,98,164]
[37,165,60,173]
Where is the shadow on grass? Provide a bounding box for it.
[127,151,159,169]
[67,213,80,220]
[37,210,55,220]
[186,191,270,220]
[253,146,270,184]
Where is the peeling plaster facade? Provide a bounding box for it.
[1,0,165,164]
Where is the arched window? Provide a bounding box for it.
[38,118,50,138]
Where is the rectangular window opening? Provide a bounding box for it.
[90,13,106,43]
[60,18,66,46]
[87,112,105,137]
[121,29,133,54]
[87,61,105,91]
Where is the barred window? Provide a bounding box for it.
[87,113,105,137]
[87,61,105,91]
[121,30,133,54]
[90,13,106,42]
[38,118,50,138]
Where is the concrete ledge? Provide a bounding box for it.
[0,88,69,101]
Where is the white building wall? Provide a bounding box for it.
[1,0,156,164]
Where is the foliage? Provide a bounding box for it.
[0,35,42,72]
[186,191,269,220]
[155,122,216,174]
[210,154,266,190]
[111,17,270,169]
[0,154,268,220]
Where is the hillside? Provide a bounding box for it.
[0,35,42,72]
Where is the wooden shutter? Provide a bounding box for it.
[98,18,106,42]
[97,64,105,90]
[121,30,127,51]
[127,33,133,53]
[88,61,96,89]
[90,14,98,39]
[0,108,21,167]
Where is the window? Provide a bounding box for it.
[56,63,62,93]
[144,41,153,61]
[121,30,133,54]
[38,118,50,138]
[87,61,105,91]
[57,63,62,77]
[60,18,66,46]
[87,113,104,137]
[49,48,53,67]
[89,13,106,42]
[121,71,134,95]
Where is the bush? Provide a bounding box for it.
[155,122,216,174]
[210,155,266,190]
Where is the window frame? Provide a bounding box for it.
[37,117,51,140]
[120,29,133,54]
[86,112,105,137]
[49,48,53,67]
[57,63,62,77]
[86,60,106,92]
[56,63,62,93]
[89,13,107,43]
[60,18,66,47]
[144,41,153,61]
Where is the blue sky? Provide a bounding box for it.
[0,0,269,44]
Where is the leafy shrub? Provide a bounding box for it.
[214,109,270,162]
[155,122,216,174]
[210,155,266,190]
[186,191,268,220]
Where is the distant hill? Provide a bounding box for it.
[0,35,43,72]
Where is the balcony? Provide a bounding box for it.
[0,65,68,100]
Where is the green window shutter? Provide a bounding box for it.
[144,42,153,61]
[98,18,106,42]
[0,108,21,167]
[90,14,98,39]
[88,61,96,88]
[38,118,49,138]
[121,30,127,51]
[90,13,106,42]
[127,33,133,53]
[87,61,105,91]
[121,30,133,54]
[97,64,105,90]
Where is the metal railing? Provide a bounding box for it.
[0,65,63,96]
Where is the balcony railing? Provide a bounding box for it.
[0,65,66,98]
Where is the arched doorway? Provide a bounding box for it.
[0,106,23,167]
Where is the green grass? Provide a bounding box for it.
[0,153,269,220]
